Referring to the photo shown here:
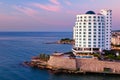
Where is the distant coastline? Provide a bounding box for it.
[45,38,74,45]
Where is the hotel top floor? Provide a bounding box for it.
[76,10,112,22]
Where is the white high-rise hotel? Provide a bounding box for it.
[73,9,112,54]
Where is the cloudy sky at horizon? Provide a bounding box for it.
[0,0,120,32]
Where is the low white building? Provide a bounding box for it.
[73,9,112,55]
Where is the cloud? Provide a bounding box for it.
[32,3,60,12]
[49,0,60,5]
[14,5,38,16]
[65,1,72,6]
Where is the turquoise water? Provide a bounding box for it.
[0,32,120,80]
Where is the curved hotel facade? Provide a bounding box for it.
[73,9,112,55]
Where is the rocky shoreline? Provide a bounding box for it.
[23,60,120,75]
[23,52,120,75]
[23,60,77,74]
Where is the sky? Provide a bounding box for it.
[0,0,120,32]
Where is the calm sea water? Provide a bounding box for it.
[0,32,120,80]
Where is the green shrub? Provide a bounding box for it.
[39,53,50,61]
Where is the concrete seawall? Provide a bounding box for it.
[48,56,76,70]
[77,59,120,74]
[47,55,120,74]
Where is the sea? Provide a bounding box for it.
[0,32,120,80]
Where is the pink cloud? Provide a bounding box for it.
[65,1,72,6]
[32,3,60,12]
[14,6,38,16]
[49,0,60,5]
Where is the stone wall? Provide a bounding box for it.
[77,58,120,73]
[47,55,120,74]
[47,56,76,70]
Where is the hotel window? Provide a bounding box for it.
[88,29,91,31]
[79,32,81,34]
[88,45,91,47]
[94,26,96,28]
[98,45,100,47]
[101,17,104,19]
[88,35,91,37]
[89,16,91,18]
[94,39,96,41]
[88,26,91,28]
[99,23,101,25]
[83,32,86,34]
[89,23,91,25]
[94,29,96,31]
[94,32,96,34]
[98,26,101,28]
[84,16,86,18]
[83,35,86,37]
[84,29,86,31]
[94,23,96,25]
[93,45,96,47]
[83,38,86,40]
[93,16,96,18]
[79,29,81,31]
[88,39,91,40]
[83,26,86,28]
[94,35,96,37]
[88,42,91,44]
[94,42,96,44]
[89,32,91,34]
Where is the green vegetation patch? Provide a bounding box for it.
[39,53,50,61]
